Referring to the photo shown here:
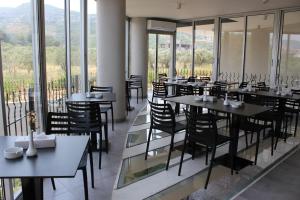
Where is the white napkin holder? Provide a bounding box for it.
[15,133,56,149]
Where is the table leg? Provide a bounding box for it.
[216,114,253,171]
[21,178,43,200]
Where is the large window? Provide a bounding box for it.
[219,17,245,82]
[280,11,300,81]
[157,34,173,78]
[0,0,35,196]
[176,23,193,78]
[88,0,97,88]
[194,20,214,78]
[244,14,274,83]
[45,0,67,112]
[148,33,156,88]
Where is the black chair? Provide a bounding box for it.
[158,73,168,82]
[175,85,194,114]
[284,99,299,138]
[90,86,114,131]
[255,82,269,91]
[239,82,248,89]
[152,81,168,101]
[46,112,94,200]
[145,101,186,170]
[178,110,230,189]
[66,102,105,169]
[128,75,144,103]
[187,76,197,82]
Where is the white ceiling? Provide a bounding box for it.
[126,0,300,20]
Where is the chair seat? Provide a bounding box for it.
[189,132,230,147]
[241,120,272,132]
[154,121,186,134]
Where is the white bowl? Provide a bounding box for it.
[4,147,24,159]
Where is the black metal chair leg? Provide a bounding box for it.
[51,178,56,190]
[145,126,153,160]
[137,89,139,104]
[166,134,175,170]
[205,145,209,165]
[104,124,108,153]
[88,145,94,188]
[245,131,249,148]
[82,167,89,200]
[111,103,114,131]
[205,145,216,189]
[254,131,260,165]
[294,114,299,137]
[178,134,188,176]
[271,130,274,156]
[99,133,102,169]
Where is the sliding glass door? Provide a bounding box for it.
[219,17,245,82]
[244,14,274,83]
[147,33,174,89]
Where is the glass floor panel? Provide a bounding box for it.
[117,145,184,188]
[126,129,185,148]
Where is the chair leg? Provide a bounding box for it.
[254,131,260,165]
[111,104,114,131]
[245,131,249,148]
[294,113,298,137]
[205,145,209,165]
[137,89,139,104]
[178,134,188,176]
[99,133,102,169]
[166,134,175,171]
[141,88,144,102]
[82,167,89,200]
[284,117,288,142]
[145,126,153,160]
[271,129,274,156]
[192,142,196,160]
[104,124,109,154]
[88,145,94,188]
[205,145,216,189]
[51,178,56,190]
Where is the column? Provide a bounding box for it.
[96,0,126,120]
[129,18,148,97]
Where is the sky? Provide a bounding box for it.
[0,0,96,14]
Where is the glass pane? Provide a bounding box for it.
[0,0,34,196]
[280,11,300,86]
[194,20,214,79]
[244,14,274,84]
[88,0,97,88]
[157,35,172,78]
[220,17,244,82]
[45,0,67,112]
[70,0,81,93]
[148,33,156,89]
[176,24,193,78]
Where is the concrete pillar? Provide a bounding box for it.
[129,18,148,96]
[96,0,126,120]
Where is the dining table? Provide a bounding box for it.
[66,92,116,150]
[165,95,270,171]
[0,136,89,200]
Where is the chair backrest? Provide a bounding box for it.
[187,76,197,82]
[66,102,102,134]
[176,85,194,96]
[129,75,143,87]
[90,86,113,93]
[148,100,175,130]
[184,110,218,139]
[256,82,268,91]
[261,96,279,111]
[239,82,248,89]
[46,112,69,135]
[152,82,167,97]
